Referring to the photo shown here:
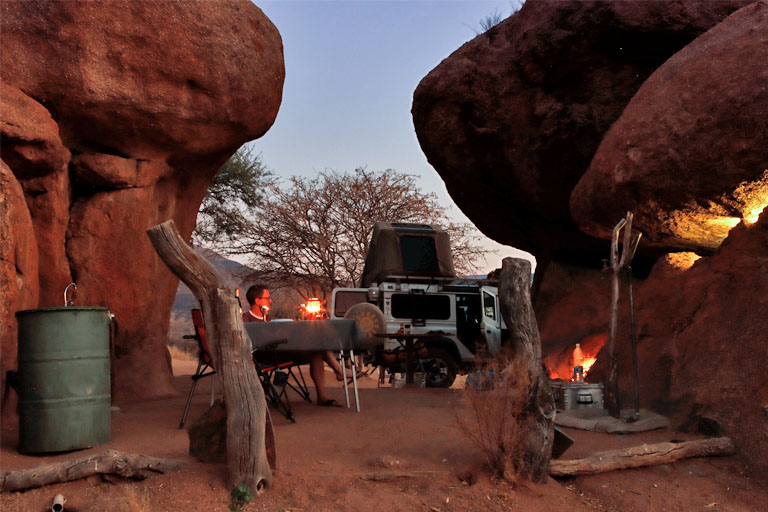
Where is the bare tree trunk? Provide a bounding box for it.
[147,220,272,491]
[498,257,556,482]
[605,213,642,418]
[549,437,735,476]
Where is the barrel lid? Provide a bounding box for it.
[15,307,110,317]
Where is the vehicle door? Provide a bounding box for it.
[480,286,501,355]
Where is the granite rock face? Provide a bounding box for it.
[0,0,284,401]
[412,0,748,261]
[0,0,284,163]
[572,1,768,253]
[414,0,767,474]
[0,161,39,393]
[0,80,71,180]
[586,210,768,475]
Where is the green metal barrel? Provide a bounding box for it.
[16,307,111,453]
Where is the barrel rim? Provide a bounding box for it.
[16,307,110,317]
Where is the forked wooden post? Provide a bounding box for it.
[147,220,273,491]
[498,257,555,482]
[605,212,642,418]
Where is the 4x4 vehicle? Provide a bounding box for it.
[330,222,506,387]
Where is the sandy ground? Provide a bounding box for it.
[1,360,766,512]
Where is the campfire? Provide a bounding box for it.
[545,333,606,383]
[545,334,607,411]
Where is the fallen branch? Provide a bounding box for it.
[1,449,182,492]
[548,437,735,477]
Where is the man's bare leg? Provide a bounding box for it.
[309,353,331,404]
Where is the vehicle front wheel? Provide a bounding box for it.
[421,348,458,388]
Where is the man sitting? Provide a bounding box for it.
[243,284,355,407]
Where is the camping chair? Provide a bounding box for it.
[179,309,217,429]
[178,309,311,428]
[253,341,300,423]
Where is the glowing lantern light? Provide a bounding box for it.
[305,298,321,314]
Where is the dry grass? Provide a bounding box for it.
[456,352,530,482]
[167,344,195,361]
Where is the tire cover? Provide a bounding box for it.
[344,302,386,343]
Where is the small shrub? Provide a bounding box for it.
[228,484,254,512]
[479,9,503,32]
[456,351,530,482]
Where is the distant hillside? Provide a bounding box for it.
[169,247,254,341]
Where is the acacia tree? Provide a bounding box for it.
[224,168,492,301]
[192,146,274,247]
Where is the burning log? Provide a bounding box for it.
[548,437,735,477]
[147,220,273,492]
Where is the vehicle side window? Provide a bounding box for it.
[391,293,450,320]
[399,235,439,273]
[333,291,368,317]
[483,291,496,320]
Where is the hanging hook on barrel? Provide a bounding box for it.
[64,282,77,307]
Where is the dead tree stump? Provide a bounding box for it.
[498,257,556,482]
[606,212,641,418]
[147,220,272,491]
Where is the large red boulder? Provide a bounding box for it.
[625,211,768,475]
[0,0,283,162]
[0,79,70,179]
[572,1,768,253]
[0,161,39,396]
[0,0,284,401]
[0,79,73,302]
[412,0,748,261]
[542,212,768,474]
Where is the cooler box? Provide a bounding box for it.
[550,381,604,411]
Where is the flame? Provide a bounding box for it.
[305,298,321,314]
[581,356,597,377]
[545,333,607,382]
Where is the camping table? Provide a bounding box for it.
[245,319,377,411]
[374,332,445,386]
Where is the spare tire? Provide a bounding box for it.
[344,302,386,343]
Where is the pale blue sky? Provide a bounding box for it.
[248,0,534,272]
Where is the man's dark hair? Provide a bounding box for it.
[245,284,269,305]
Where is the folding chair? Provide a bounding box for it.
[254,340,298,422]
[179,309,312,428]
[179,309,216,429]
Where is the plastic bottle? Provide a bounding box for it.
[573,343,584,368]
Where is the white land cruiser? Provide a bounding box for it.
[330,222,507,388]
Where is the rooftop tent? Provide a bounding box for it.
[359,222,456,287]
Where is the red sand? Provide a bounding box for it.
[1,361,765,511]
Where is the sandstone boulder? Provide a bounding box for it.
[0,161,39,394]
[0,0,284,162]
[0,80,70,180]
[543,212,768,475]
[412,0,748,261]
[572,1,768,253]
[0,0,284,401]
[0,80,73,303]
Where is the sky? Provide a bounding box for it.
[247,0,534,273]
